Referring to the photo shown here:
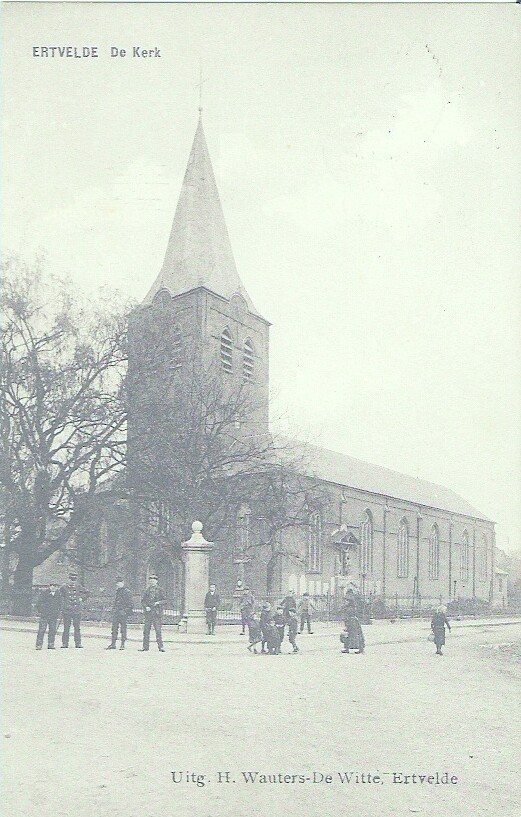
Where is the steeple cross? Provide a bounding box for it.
[195,62,208,113]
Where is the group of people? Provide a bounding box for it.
[35,572,167,652]
[35,573,90,649]
[35,573,452,657]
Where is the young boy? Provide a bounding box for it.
[287,609,300,653]
[247,612,262,654]
[273,606,286,654]
[264,621,279,655]
[259,602,272,654]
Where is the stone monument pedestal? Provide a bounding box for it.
[182,521,213,634]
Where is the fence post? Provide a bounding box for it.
[395,592,399,618]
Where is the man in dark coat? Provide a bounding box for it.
[140,575,167,652]
[298,592,315,634]
[204,583,220,635]
[106,577,134,650]
[240,586,255,635]
[36,582,62,649]
[431,606,451,655]
[60,573,90,648]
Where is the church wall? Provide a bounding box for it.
[275,480,494,607]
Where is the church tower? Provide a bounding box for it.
[128,114,270,476]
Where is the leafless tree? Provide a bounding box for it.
[0,258,325,610]
[128,340,327,591]
[0,257,128,613]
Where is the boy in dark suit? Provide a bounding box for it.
[287,609,300,653]
[106,577,134,649]
[247,612,262,654]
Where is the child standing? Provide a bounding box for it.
[287,609,300,653]
[247,612,262,654]
[260,602,272,654]
[273,606,286,654]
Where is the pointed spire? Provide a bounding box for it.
[143,117,261,317]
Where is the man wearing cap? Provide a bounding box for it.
[106,577,134,650]
[35,582,62,650]
[60,572,90,648]
[140,575,167,652]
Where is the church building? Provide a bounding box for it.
[57,114,496,612]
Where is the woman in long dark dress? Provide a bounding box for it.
[340,614,365,654]
[431,606,451,655]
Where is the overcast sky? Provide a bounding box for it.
[3,3,520,552]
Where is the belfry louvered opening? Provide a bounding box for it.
[243,338,254,381]
[220,328,233,373]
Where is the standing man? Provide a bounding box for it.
[298,592,315,634]
[35,582,62,650]
[60,572,90,648]
[240,586,255,635]
[106,577,134,650]
[140,574,167,652]
[204,583,220,635]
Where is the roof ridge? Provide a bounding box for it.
[277,434,492,522]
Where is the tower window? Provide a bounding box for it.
[243,338,254,381]
[220,328,233,373]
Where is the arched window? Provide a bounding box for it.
[428,524,440,580]
[479,534,488,581]
[397,518,409,578]
[307,512,322,573]
[243,338,254,381]
[170,328,182,370]
[153,289,171,308]
[360,511,373,574]
[460,530,470,581]
[220,327,233,373]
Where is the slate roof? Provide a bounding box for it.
[143,115,261,317]
[282,437,492,522]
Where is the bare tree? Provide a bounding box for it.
[0,258,325,610]
[0,257,129,613]
[128,345,327,591]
